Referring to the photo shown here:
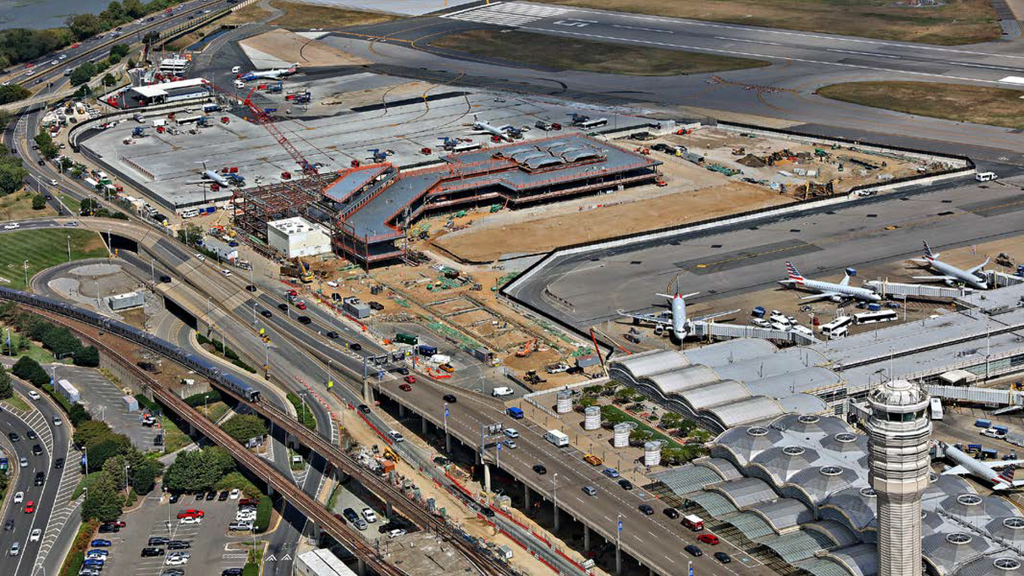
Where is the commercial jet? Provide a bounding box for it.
[240,63,299,82]
[939,441,1024,491]
[618,286,736,343]
[910,241,989,290]
[466,115,514,142]
[778,261,882,303]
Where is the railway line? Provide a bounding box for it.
[0,287,518,576]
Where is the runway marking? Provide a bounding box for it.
[612,24,673,33]
[518,25,1012,86]
[713,36,781,46]
[442,2,570,27]
[827,48,901,59]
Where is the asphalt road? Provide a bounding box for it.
[0,380,72,576]
[508,172,1024,328]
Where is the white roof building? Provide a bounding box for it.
[129,78,210,104]
[267,217,332,259]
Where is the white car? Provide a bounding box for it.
[231,66,240,74]
[13,492,23,503]
[29,528,41,542]
[386,430,404,443]
[503,439,517,449]
[165,554,190,566]
[387,528,406,539]
[229,488,240,500]
[195,253,205,261]
[234,79,245,89]
[361,508,377,523]
[52,416,62,426]
[503,428,519,439]
[49,179,57,185]
[236,512,256,522]
[50,60,58,65]
[179,516,201,525]
[221,269,232,277]
[27,390,40,400]
[3,223,20,230]
[491,387,514,397]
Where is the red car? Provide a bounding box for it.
[239,498,259,506]
[404,376,415,384]
[24,501,34,514]
[296,302,306,310]
[287,290,297,297]
[103,520,126,527]
[176,509,204,519]
[697,534,719,545]
[399,383,412,392]
[71,43,80,48]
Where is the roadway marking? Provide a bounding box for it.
[612,24,672,33]
[442,2,570,27]
[713,36,781,46]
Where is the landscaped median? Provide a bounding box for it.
[287,392,317,431]
[430,29,769,76]
[815,81,1024,130]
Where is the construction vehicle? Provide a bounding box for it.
[382,446,400,463]
[997,253,1013,267]
[297,258,313,283]
[732,147,745,156]
[524,370,547,385]
[516,338,537,358]
[367,149,393,163]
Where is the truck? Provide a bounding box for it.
[976,419,992,429]
[682,514,704,531]
[202,103,221,113]
[417,344,437,356]
[506,407,524,419]
[395,333,418,346]
[544,430,569,447]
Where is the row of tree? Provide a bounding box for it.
[0,303,101,365]
[0,144,27,197]
[12,356,92,425]
[76,420,164,521]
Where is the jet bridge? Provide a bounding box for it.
[865,280,973,300]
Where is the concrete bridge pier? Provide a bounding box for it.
[554,504,560,532]
[362,378,372,404]
[386,500,393,519]
[524,485,531,508]
[616,541,622,576]
[584,524,590,550]
[398,403,406,419]
[483,463,491,495]
[420,416,428,435]
[445,430,451,453]
[357,558,366,576]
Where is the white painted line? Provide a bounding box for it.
[612,24,672,34]
[713,36,781,46]
[956,62,1024,72]
[440,1,504,18]
[827,48,901,59]
[1001,76,1024,84]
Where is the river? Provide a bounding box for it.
[0,0,114,30]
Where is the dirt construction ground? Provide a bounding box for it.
[239,29,370,68]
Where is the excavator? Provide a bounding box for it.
[515,338,537,358]
[382,446,400,463]
[298,258,313,284]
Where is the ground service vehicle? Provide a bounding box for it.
[820,316,853,339]
[506,407,523,419]
[683,514,705,531]
[853,310,898,325]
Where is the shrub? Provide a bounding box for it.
[184,390,222,407]
[59,519,100,576]
[254,494,271,533]
[73,346,100,367]
[31,194,46,210]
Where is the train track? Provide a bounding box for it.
[4,291,516,576]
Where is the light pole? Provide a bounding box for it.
[616,513,623,576]
[552,472,559,532]
[23,259,28,287]
[66,234,71,262]
[123,463,131,496]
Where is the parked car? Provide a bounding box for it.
[618,479,633,490]
[141,547,165,557]
[685,545,703,557]
[714,552,731,564]
[361,508,378,523]
[90,540,112,547]
[167,540,191,550]
[638,504,654,516]
[698,534,720,545]
[148,537,169,546]
[664,508,680,519]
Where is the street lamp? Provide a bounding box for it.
[123,463,131,496]
[22,259,28,287]
[616,512,623,576]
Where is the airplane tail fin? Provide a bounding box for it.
[1000,466,1016,483]
[785,261,804,282]
[923,240,939,260]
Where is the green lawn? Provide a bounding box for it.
[161,416,191,454]
[0,229,108,290]
[197,400,229,423]
[58,194,81,215]
[286,392,317,431]
[432,30,768,76]
[601,405,681,446]
[0,322,56,364]
[2,393,31,412]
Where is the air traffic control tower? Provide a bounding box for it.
[866,379,931,576]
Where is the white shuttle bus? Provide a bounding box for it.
[853,309,898,325]
[820,316,853,339]
[930,398,944,421]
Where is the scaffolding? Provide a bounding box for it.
[231,173,335,243]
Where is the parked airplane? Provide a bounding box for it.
[618,288,736,343]
[939,441,1024,491]
[910,241,989,290]
[466,115,513,142]
[187,161,242,188]
[240,63,298,82]
[778,261,881,303]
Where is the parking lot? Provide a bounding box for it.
[63,366,161,451]
[95,491,250,576]
[330,482,392,543]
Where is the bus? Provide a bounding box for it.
[579,117,608,130]
[930,398,944,421]
[820,316,854,339]
[394,333,418,346]
[853,309,898,325]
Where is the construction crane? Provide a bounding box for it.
[201,81,318,177]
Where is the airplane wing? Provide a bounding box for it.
[618,311,672,326]
[800,292,840,301]
[839,275,850,287]
[968,258,990,274]
[912,275,956,282]
[693,309,740,323]
[942,465,968,475]
[909,258,930,265]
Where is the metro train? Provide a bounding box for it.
[0,287,261,403]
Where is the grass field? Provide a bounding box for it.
[267,1,399,28]
[58,193,81,215]
[816,81,1024,129]
[162,415,192,454]
[0,191,54,221]
[2,393,31,412]
[0,229,107,290]
[540,0,999,45]
[0,322,57,364]
[196,400,229,423]
[431,30,768,76]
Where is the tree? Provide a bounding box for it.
[82,472,123,521]
[142,31,160,45]
[85,435,130,472]
[102,454,131,491]
[68,62,97,86]
[220,415,268,444]
[109,43,130,59]
[80,198,100,216]
[177,224,203,246]
[69,403,92,426]
[614,387,636,404]
[12,356,49,387]
[0,154,27,196]
[0,84,30,105]
[130,458,162,495]
[73,420,111,449]
[34,131,59,159]
[101,73,116,87]
[73,346,100,367]
[31,194,46,210]
[0,365,11,400]
[163,447,236,493]
[66,14,107,41]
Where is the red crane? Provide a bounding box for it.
[202,81,318,176]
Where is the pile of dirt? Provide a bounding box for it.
[737,153,765,167]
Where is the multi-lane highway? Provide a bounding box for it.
[0,379,73,576]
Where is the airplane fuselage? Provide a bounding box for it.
[925,256,989,290]
[783,278,882,302]
[942,442,1015,490]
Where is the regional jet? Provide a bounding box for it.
[618,287,736,343]
[467,115,514,142]
[939,441,1024,491]
[910,241,989,290]
[778,261,882,303]
[240,63,299,82]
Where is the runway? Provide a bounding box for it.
[506,172,1024,328]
